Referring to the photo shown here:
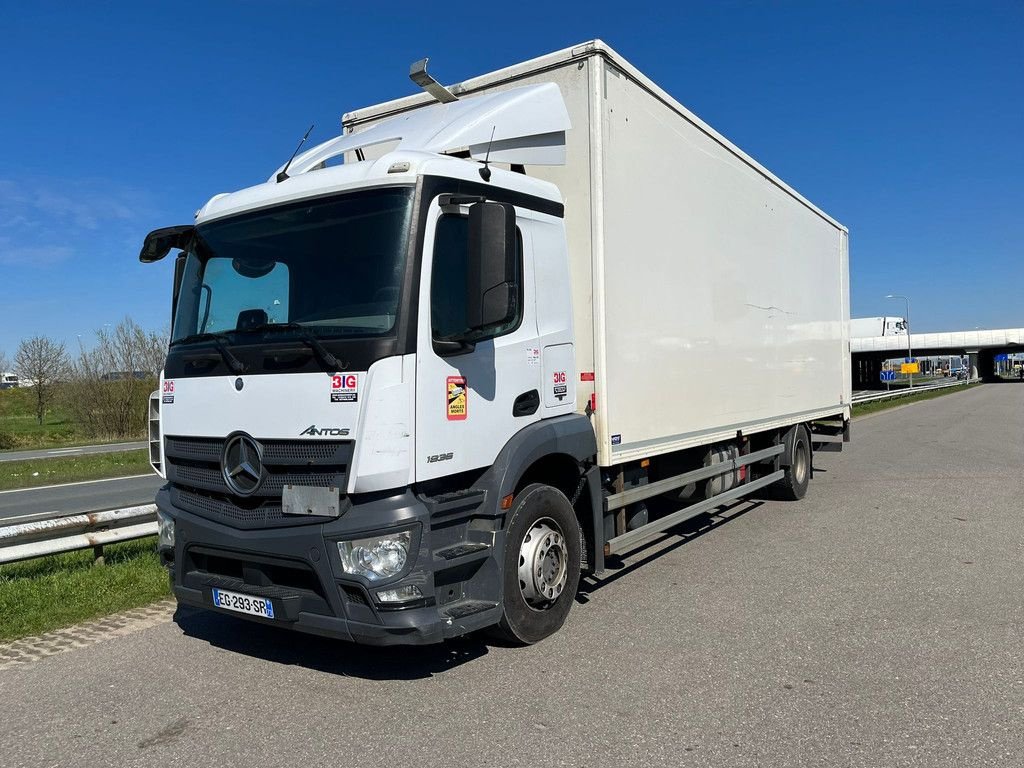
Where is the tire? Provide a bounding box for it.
[775,425,811,501]
[490,483,581,645]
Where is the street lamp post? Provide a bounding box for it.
[885,294,912,388]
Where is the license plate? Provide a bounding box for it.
[211,588,275,619]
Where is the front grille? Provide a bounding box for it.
[165,436,221,463]
[172,463,343,498]
[173,488,286,526]
[262,442,343,464]
[165,435,353,529]
[165,436,351,466]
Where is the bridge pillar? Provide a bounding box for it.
[976,350,996,382]
[853,355,885,389]
[966,351,995,381]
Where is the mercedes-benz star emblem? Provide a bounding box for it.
[221,433,263,496]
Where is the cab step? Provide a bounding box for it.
[443,600,497,619]
[434,542,490,561]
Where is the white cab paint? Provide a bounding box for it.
[348,355,415,493]
[414,198,545,481]
[160,357,415,495]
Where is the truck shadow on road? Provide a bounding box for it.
[172,609,490,680]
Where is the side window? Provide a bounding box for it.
[431,214,523,343]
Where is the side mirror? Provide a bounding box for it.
[467,202,517,330]
[139,225,194,263]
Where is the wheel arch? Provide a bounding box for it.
[489,414,597,500]
[484,414,601,573]
[779,421,813,469]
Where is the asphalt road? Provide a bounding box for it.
[0,474,163,521]
[2,383,1022,767]
[0,441,147,463]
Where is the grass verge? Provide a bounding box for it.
[0,537,171,642]
[0,388,80,449]
[853,382,979,418]
[0,387,149,451]
[0,449,152,491]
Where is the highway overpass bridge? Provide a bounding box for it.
[851,327,1024,388]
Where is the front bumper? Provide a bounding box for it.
[157,486,502,646]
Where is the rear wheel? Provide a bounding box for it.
[775,425,811,501]
[491,483,581,644]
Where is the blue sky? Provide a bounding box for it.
[1,1,1021,357]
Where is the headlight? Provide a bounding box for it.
[157,509,175,550]
[337,530,411,581]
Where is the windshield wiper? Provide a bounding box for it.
[242,323,348,371]
[169,332,247,374]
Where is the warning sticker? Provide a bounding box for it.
[446,376,467,421]
[526,347,540,366]
[162,379,175,404]
[331,373,358,403]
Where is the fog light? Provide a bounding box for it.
[337,530,411,581]
[157,509,175,550]
[376,585,423,604]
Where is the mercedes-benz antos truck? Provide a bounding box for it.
[142,41,851,645]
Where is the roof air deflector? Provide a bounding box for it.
[268,83,572,182]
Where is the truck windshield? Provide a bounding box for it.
[171,187,414,344]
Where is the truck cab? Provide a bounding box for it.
[144,85,596,645]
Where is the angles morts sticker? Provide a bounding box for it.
[330,373,358,403]
[446,376,467,421]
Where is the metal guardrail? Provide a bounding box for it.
[0,505,157,565]
[851,377,974,406]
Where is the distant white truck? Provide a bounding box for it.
[0,372,19,389]
[850,316,907,338]
[141,41,851,646]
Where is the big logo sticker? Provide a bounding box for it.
[331,374,358,403]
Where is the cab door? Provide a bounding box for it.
[415,196,542,481]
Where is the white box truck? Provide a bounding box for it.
[850,316,907,338]
[142,40,850,646]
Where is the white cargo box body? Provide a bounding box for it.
[346,41,851,467]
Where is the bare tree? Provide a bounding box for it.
[15,336,70,425]
[67,318,167,438]
[0,349,9,376]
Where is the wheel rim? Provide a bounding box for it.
[794,438,808,484]
[517,517,568,609]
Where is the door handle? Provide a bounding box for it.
[513,389,540,417]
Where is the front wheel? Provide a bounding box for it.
[491,484,581,644]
